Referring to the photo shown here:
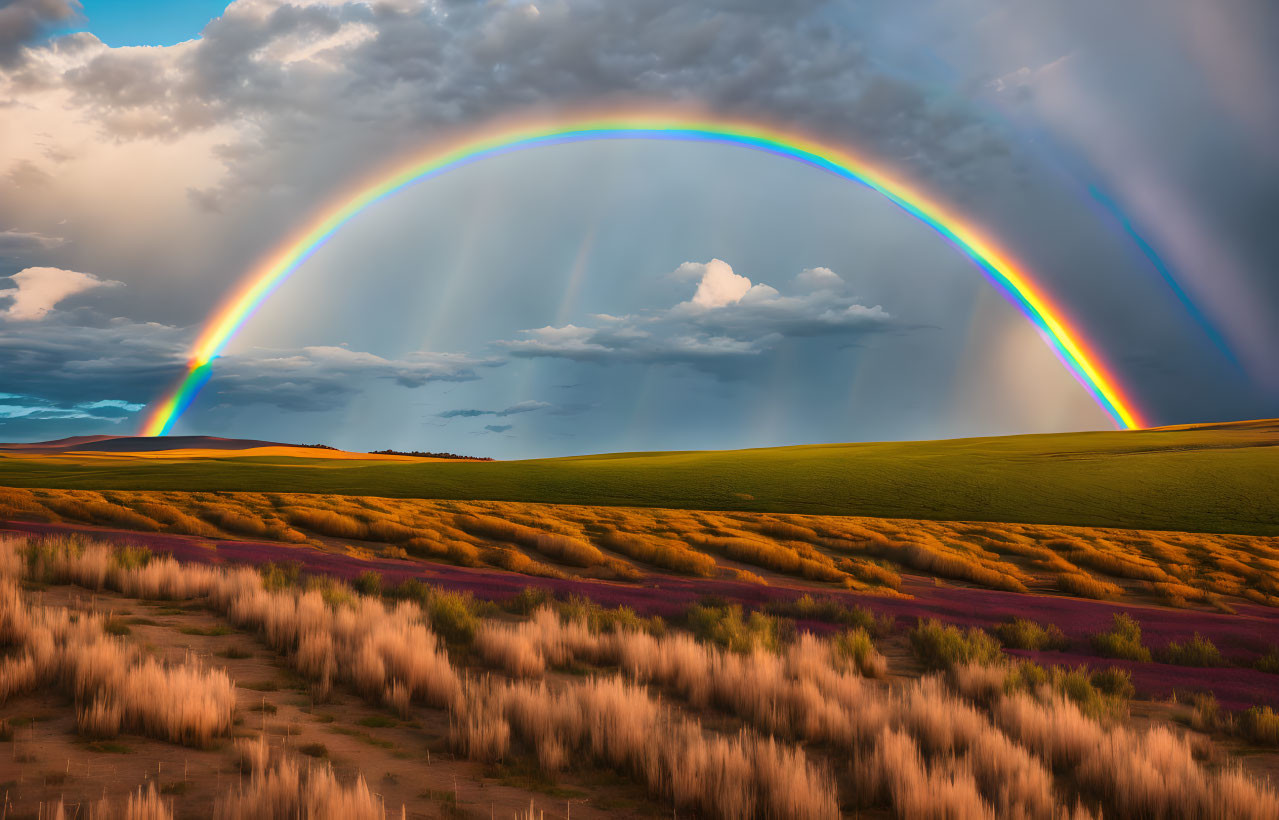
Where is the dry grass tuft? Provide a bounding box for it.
[216,738,381,819]
[596,530,718,576]
[283,506,370,540]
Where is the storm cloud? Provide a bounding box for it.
[0,0,79,65]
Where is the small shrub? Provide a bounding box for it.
[385,577,431,605]
[1190,693,1219,732]
[685,602,791,653]
[1051,667,1095,704]
[555,594,664,635]
[502,586,553,615]
[304,574,356,608]
[429,591,479,645]
[113,546,153,571]
[994,618,1070,651]
[1089,613,1151,662]
[909,619,1001,670]
[762,595,894,636]
[1090,667,1135,700]
[1161,633,1224,667]
[1255,647,1279,674]
[831,627,887,677]
[1051,666,1126,721]
[103,617,131,636]
[1241,707,1279,746]
[1004,660,1049,694]
[299,742,329,758]
[259,560,303,591]
[353,571,383,597]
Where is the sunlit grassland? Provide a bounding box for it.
[5,488,1279,610]
[1,421,1276,534]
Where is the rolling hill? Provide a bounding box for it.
[1,420,1275,534]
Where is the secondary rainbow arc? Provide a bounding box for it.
[141,111,1145,436]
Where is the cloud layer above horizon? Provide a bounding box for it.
[1,0,1275,454]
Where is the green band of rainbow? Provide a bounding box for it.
[142,111,1144,435]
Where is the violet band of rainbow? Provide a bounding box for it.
[142,114,1144,435]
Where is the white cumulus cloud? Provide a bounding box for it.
[686,258,753,309]
[0,266,121,320]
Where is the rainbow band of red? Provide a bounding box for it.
[141,112,1144,435]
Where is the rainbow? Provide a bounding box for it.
[142,108,1144,435]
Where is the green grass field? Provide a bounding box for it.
[1,420,1276,534]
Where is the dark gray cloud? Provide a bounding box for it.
[482,424,512,434]
[0,0,79,65]
[0,301,499,418]
[38,0,993,193]
[202,345,501,411]
[0,228,61,258]
[437,400,551,419]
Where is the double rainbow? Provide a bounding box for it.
[142,109,1144,435]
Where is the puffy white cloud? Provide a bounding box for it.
[686,258,752,309]
[794,266,844,292]
[0,266,121,320]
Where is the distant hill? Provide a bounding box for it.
[0,435,490,461]
[0,419,1275,534]
[0,435,294,454]
[0,434,120,451]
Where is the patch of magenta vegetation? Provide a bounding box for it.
[6,520,1278,709]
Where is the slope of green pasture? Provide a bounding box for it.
[0,421,1275,534]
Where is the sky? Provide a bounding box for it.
[1,0,1276,457]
